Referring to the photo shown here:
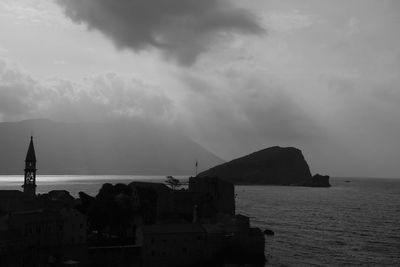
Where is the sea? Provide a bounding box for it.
[1,175,399,266]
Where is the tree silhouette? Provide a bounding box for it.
[165,176,182,190]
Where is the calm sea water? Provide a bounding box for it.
[1,175,399,266]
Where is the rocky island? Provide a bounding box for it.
[198,146,330,187]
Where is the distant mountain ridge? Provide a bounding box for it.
[0,119,223,175]
[198,146,330,187]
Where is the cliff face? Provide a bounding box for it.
[198,146,315,185]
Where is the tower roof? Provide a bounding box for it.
[25,136,36,162]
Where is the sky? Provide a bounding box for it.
[0,0,399,178]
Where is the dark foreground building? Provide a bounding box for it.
[130,177,265,267]
[0,137,265,266]
[0,137,88,266]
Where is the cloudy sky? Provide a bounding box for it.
[0,0,399,178]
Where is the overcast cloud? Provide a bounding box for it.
[0,0,400,178]
[0,59,173,123]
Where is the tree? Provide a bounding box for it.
[165,176,182,190]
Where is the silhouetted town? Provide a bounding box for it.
[0,137,265,267]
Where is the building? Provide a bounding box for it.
[171,190,203,222]
[134,176,264,266]
[0,136,89,266]
[60,207,87,245]
[6,209,64,247]
[129,181,174,223]
[189,176,235,217]
[22,136,37,197]
[140,223,206,267]
[0,137,41,212]
[0,229,25,267]
[1,207,86,248]
[202,224,225,260]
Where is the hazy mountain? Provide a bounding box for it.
[0,119,223,175]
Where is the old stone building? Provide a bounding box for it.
[0,136,88,266]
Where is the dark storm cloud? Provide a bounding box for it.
[55,0,265,65]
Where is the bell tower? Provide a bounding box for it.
[23,136,37,197]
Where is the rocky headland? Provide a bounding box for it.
[300,174,331,187]
[197,146,330,187]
